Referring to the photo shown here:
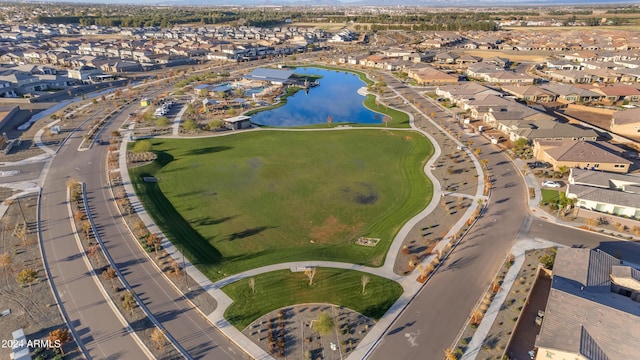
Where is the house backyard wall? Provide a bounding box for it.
[574,200,639,219]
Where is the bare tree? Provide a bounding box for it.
[248,277,256,294]
[146,233,162,255]
[0,253,12,279]
[361,275,370,295]
[121,290,137,316]
[87,245,101,265]
[150,327,167,350]
[382,115,391,127]
[103,267,117,289]
[304,267,317,286]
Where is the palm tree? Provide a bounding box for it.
[558,165,569,177]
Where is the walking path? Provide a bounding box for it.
[116,74,490,359]
[460,237,561,360]
[15,65,639,359]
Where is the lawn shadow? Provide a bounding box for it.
[131,151,223,268]
[227,226,278,241]
[187,146,232,156]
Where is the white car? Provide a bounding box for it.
[542,180,561,188]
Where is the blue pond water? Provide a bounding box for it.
[250,67,382,127]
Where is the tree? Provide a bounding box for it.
[480,159,489,169]
[382,115,391,127]
[304,267,316,286]
[444,347,457,360]
[326,115,333,127]
[132,140,152,153]
[146,233,162,255]
[151,327,167,350]
[557,165,569,177]
[103,267,117,289]
[0,253,12,279]
[248,277,256,294]
[155,116,171,127]
[87,245,101,265]
[540,249,557,270]
[361,275,370,295]
[313,312,334,335]
[470,309,483,325]
[81,220,92,241]
[182,119,197,132]
[134,219,147,237]
[16,268,38,294]
[121,290,137,316]
[48,328,71,355]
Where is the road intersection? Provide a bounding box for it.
[2,64,638,360]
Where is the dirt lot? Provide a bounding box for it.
[461,50,552,63]
[0,193,81,359]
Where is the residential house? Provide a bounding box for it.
[405,66,458,85]
[535,248,640,360]
[546,70,592,84]
[465,94,514,120]
[467,63,534,84]
[435,83,500,107]
[545,59,582,71]
[502,85,558,103]
[533,139,632,173]
[589,84,640,104]
[610,108,640,138]
[493,118,598,143]
[567,168,640,218]
[583,67,621,83]
[402,52,435,63]
[0,80,17,98]
[539,84,604,103]
[455,55,482,65]
[68,66,103,82]
[433,52,459,64]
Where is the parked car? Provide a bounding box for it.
[542,180,561,188]
[527,161,552,169]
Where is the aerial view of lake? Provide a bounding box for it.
[250,67,382,127]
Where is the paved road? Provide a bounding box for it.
[528,219,640,264]
[368,74,640,359]
[40,119,149,359]
[369,75,530,359]
[40,81,247,359]
[84,106,244,360]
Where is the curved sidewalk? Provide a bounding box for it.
[117,74,488,360]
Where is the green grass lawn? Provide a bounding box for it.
[362,94,410,128]
[222,268,403,330]
[130,130,433,280]
[541,189,561,204]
